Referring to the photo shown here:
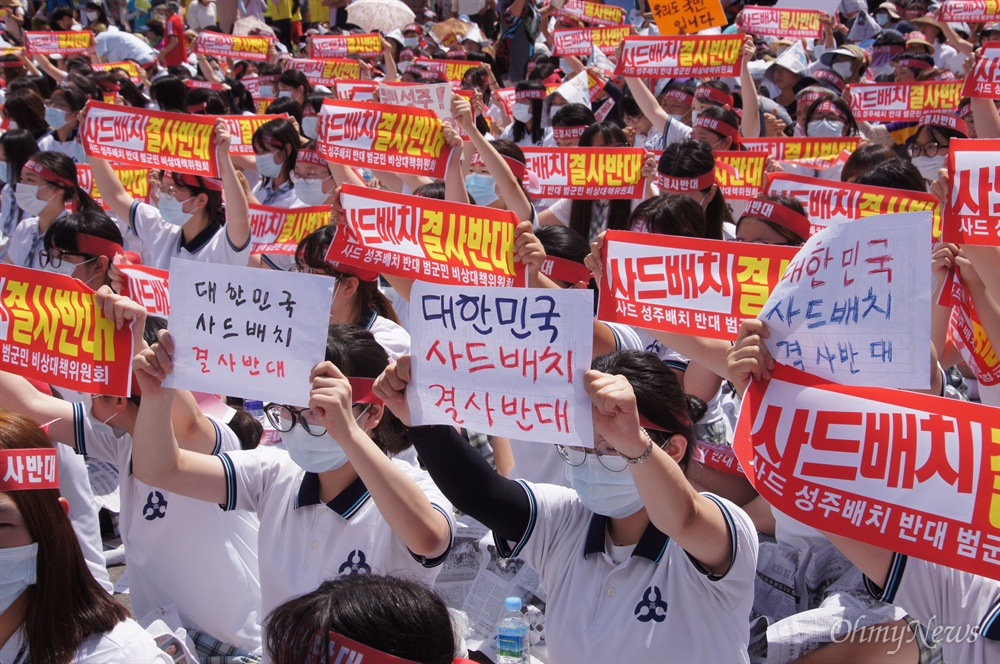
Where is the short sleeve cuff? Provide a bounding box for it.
[685,494,738,582]
[864,552,908,604]
[218,452,237,512]
[492,480,536,559]
[408,503,455,568]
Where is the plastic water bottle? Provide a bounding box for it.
[496,597,529,664]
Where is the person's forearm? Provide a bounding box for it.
[624,76,670,134]
[970,98,1000,139]
[645,329,732,378]
[740,65,761,139]
[443,149,469,204]
[219,146,250,248]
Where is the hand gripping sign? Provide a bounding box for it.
[734,362,1000,581]
[943,138,1000,247]
[0,264,135,396]
[938,267,1000,388]
[409,282,595,446]
[614,35,743,78]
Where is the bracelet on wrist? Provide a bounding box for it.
[622,428,654,465]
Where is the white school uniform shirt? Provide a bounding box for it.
[7,211,70,268]
[218,445,455,619]
[363,309,411,361]
[500,124,554,148]
[127,200,251,270]
[866,554,1000,663]
[0,619,171,664]
[71,405,263,654]
[496,482,757,663]
[95,28,158,64]
[55,444,113,594]
[38,127,85,164]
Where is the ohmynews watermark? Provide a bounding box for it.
[831,616,980,655]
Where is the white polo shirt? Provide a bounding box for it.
[364,309,411,361]
[0,619,171,664]
[127,201,251,270]
[55,444,113,594]
[865,554,1000,662]
[72,405,263,654]
[496,482,757,663]
[218,445,454,619]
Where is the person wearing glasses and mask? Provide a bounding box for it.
[129,322,455,632]
[374,350,757,663]
[38,209,124,290]
[906,111,968,182]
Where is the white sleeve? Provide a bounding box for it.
[546,198,572,226]
[218,446,283,513]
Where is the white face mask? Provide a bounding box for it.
[101,411,128,438]
[277,90,292,99]
[258,85,274,99]
[512,101,533,124]
[912,154,947,181]
[256,152,284,179]
[282,406,369,473]
[301,116,318,139]
[157,192,194,227]
[876,12,890,25]
[294,178,329,206]
[46,255,95,279]
[7,121,17,130]
[566,457,644,518]
[86,9,99,20]
[14,183,49,217]
[0,543,38,615]
[832,62,854,79]
[465,173,498,206]
[690,109,701,125]
[807,118,845,137]
[45,107,71,130]
[403,37,419,48]
[0,161,11,184]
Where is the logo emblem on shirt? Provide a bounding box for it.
[142,490,168,521]
[634,586,668,623]
[338,549,371,575]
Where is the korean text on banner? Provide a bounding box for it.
[615,35,743,78]
[317,99,454,179]
[408,282,595,446]
[249,203,332,256]
[326,184,522,287]
[940,268,1000,387]
[733,363,1000,581]
[194,31,271,61]
[162,259,334,406]
[848,82,963,122]
[82,102,219,177]
[740,6,823,39]
[221,114,286,156]
[285,58,361,85]
[522,147,646,199]
[938,0,1000,21]
[555,0,625,26]
[715,151,768,200]
[76,164,151,210]
[962,47,1000,99]
[0,265,134,396]
[552,27,633,57]
[0,449,58,491]
[943,139,1000,247]
[596,231,798,341]
[24,31,92,54]
[650,0,727,35]
[119,264,170,317]
[412,59,482,83]
[335,80,378,101]
[741,137,860,171]
[92,61,142,84]
[761,211,932,389]
[308,33,383,58]
[766,172,941,237]
[377,82,463,137]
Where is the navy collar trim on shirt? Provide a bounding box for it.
[979,597,1000,641]
[362,308,377,331]
[178,217,222,254]
[295,472,370,517]
[583,513,669,563]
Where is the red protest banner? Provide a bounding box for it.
[194,31,271,61]
[555,0,625,25]
[185,79,227,92]
[714,151,768,200]
[317,99,453,179]
[848,81,963,121]
[326,184,522,288]
[615,35,743,78]
[962,46,1000,99]
[220,114,286,155]
[308,33,383,58]
[938,0,1000,21]
[0,265,134,396]
[767,172,941,237]
[24,31,91,55]
[82,101,218,177]
[77,164,151,210]
[740,6,823,39]
[552,27,633,57]
[597,231,798,340]
[334,80,378,101]
[91,61,142,84]
[285,58,361,85]
[940,268,1000,387]
[734,362,1000,581]
[411,58,481,83]
[249,203,332,255]
[0,449,58,492]
[944,139,1000,246]
[118,264,170,317]
[522,147,646,199]
[256,98,277,114]
[741,137,860,171]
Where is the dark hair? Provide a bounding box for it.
[897,51,934,72]
[735,194,808,245]
[295,227,402,325]
[657,139,731,240]
[85,1,109,25]
[696,79,732,107]
[150,76,189,112]
[324,324,408,454]
[0,411,130,664]
[535,224,590,264]
[278,69,312,98]
[551,103,596,129]
[144,18,165,38]
[567,123,631,241]
[625,193,706,238]
[23,75,55,99]
[226,408,263,450]
[841,144,896,183]
[95,70,148,108]
[50,6,75,28]
[853,157,928,192]
[30,151,103,215]
[513,81,546,145]
[264,575,454,664]
[590,351,704,470]
[303,92,328,115]
[5,76,40,97]
[5,89,48,137]
[184,87,229,115]
[908,122,965,146]
[265,97,303,125]
[526,61,556,82]
[50,86,90,114]
[413,181,446,199]
[252,118,300,182]
[875,30,907,47]
[696,105,741,145]
[803,96,859,136]
[1,129,40,196]
[43,208,123,263]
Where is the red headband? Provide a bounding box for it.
[186,101,208,113]
[0,449,58,491]
[1,60,23,69]
[514,89,546,101]
[76,233,123,260]
[919,112,968,136]
[470,151,485,167]
[898,57,932,71]
[798,91,824,108]
[169,172,224,192]
[694,115,739,142]
[309,630,476,664]
[664,88,694,106]
[552,125,587,140]
[957,101,972,119]
[23,159,75,189]
[297,149,327,168]
[325,258,379,282]
[815,100,848,121]
[811,68,845,92]
[739,197,810,240]
[695,86,732,107]
[348,377,383,405]
[501,154,526,181]
[96,80,121,92]
[656,169,716,192]
[541,256,592,284]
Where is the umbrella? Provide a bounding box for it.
[346,0,415,34]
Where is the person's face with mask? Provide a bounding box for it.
[691,126,733,151]
[44,94,76,131]
[830,55,857,82]
[57,14,74,29]
[90,395,132,437]
[254,143,290,181]
[41,247,106,286]
[0,491,45,620]
[16,170,61,217]
[465,163,503,208]
[277,82,304,104]
[402,30,421,49]
[894,63,917,82]
[659,94,692,125]
[908,126,950,181]
[875,11,892,25]
[156,175,207,226]
[291,162,335,205]
[623,112,652,136]
[806,108,847,138]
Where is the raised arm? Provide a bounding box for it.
[738,35,761,140]
[214,119,251,250]
[623,76,671,135]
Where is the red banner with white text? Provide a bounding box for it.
[943,139,1000,246]
[249,203,332,255]
[615,35,743,78]
[522,147,646,199]
[848,81,963,122]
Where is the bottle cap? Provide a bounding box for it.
[505,597,522,611]
[245,400,264,412]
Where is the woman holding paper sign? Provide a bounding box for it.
[86,114,251,270]
[129,323,454,629]
[374,351,757,663]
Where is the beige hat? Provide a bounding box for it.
[905,31,936,54]
[877,2,900,18]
